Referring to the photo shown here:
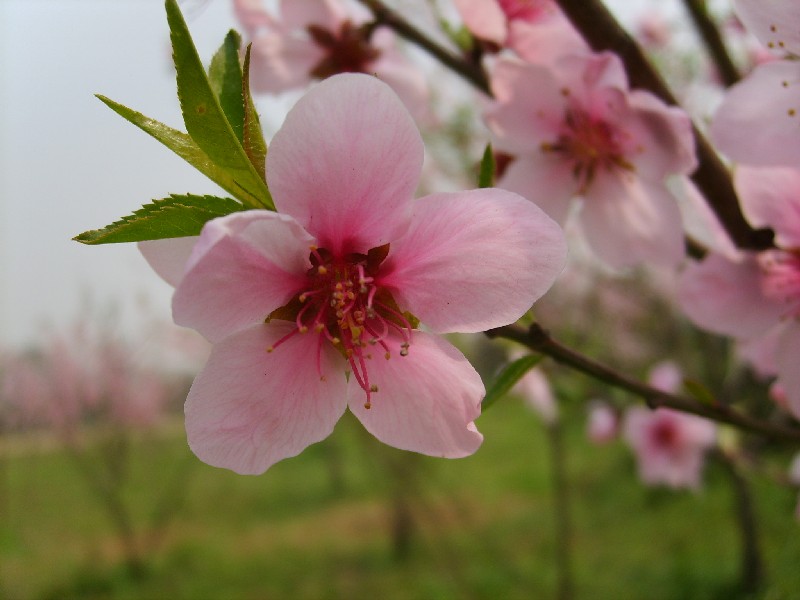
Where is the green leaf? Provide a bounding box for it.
[478,143,495,188]
[482,354,544,411]
[73,194,245,245]
[96,95,266,209]
[166,0,272,209]
[682,378,717,406]
[208,30,245,143]
[242,44,267,182]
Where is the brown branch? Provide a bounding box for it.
[682,0,741,87]
[486,323,800,444]
[356,0,491,95]
[554,0,774,252]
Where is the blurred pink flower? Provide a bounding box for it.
[485,51,696,268]
[678,166,800,419]
[623,406,716,490]
[711,1,800,166]
[586,400,617,444]
[232,0,429,119]
[512,365,558,424]
[145,74,567,474]
[623,362,716,490]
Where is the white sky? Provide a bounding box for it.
[0,0,683,348]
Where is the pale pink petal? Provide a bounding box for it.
[734,0,800,56]
[138,237,198,287]
[185,323,348,475]
[233,0,275,36]
[738,326,781,377]
[370,40,431,124]
[735,165,800,248]
[508,18,587,65]
[580,173,685,269]
[625,91,697,179]
[711,60,800,166]
[673,176,739,260]
[485,58,566,154]
[453,0,507,45]
[648,361,682,394]
[586,400,618,444]
[380,188,566,333]
[280,0,345,30]
[249,32,325,93]
[348,331,483,458]
[173,212,313,342]
[678,252,785,339]
[498,153,577,225]
[267,74,423,255]
[777,322,800,420]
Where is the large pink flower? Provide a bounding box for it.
[232,0,428,119]
[623,362,716,490]
[711,1,800,166]
[485,52,696,269]
[148,74,567,474]
[678,165,800,419]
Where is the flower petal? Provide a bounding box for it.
[380,188,566,333]
[453,0,508,45]
[678,252,785,339]
[280,0,345,31]
[735,165,800,248]
[580,173,685,269]
[267,73,423,255]
[248,31,324,94]
[711,60,800,166]
[734,0,800,56]
[185,323,348,475]
[348,331,484,458]
[138,237,198,287]
[173,211,313,342]
[498,153,577,225]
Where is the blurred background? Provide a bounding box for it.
[2,1,800,598]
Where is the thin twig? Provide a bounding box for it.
[682,0,741,87]
[486,323,800,444]
[554,0,774,252]
[357,0,491,95]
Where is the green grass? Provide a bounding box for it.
[2,401,800,600]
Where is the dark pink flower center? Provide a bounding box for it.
[651,419,679,449]
[542,106,632,192]
[759,249,800,318]
[307,21,381,80]
[267,244,414,409]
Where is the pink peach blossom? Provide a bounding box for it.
[485,51,696,269]
[145,74,567,474]
[678,165,800,419]
[623,362,716,490]
[453,0,584,64]
[232,0,428,119]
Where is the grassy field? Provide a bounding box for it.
[2,399,800,600]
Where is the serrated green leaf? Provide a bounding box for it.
[478,143,495,188]
[482,354,544,411]
[682,378,717,406]
[242,44,267,182]
[96,95,267,210]
[166,0,273,209]
[208,30,245,143]
[73,194,245,245]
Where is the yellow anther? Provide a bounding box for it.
[370,384,379,393]
[299,325,309,333]
[315,323,325,332]
[384,352,391,360]
[266,346,275,353]
[364,401,372,409]
[317,265,328,275]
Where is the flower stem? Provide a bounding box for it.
[486,323,800,444]
[356,0,491,95]
[681,0,741,87]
